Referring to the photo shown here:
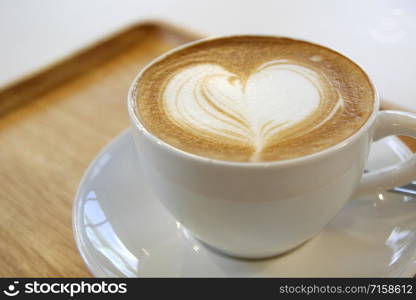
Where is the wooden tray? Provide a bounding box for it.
[0,22,199,277]
[0,22,414,277]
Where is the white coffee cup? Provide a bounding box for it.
[127,36,416,259]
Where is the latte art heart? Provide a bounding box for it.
[135,36,374,162]
[163,61,343,161]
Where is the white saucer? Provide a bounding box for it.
[73,129,416,277]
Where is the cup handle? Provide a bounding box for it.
[353,110,416,198]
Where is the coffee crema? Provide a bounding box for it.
[134,36,374,162]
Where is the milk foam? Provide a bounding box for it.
[163,60,343,161]
[136,36,374,162]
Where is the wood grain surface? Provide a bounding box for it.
[0,23,414,277]
[0,23,194,277]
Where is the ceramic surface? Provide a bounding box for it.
[73,130,416,277]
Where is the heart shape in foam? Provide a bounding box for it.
[163,60,326,159]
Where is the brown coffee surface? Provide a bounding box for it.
[134,36,375,162]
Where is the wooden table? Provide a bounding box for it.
[0,23,414,277]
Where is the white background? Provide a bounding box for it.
[1,0,415,110]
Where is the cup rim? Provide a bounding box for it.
[127,34,380,168]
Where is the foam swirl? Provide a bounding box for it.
[136,36,374,162]
[163,60,343,161]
